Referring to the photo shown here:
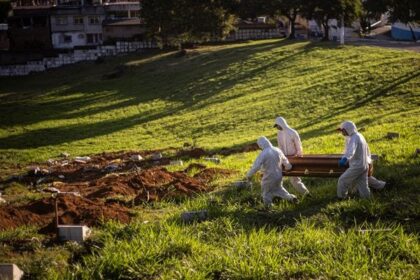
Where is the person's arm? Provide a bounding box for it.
[246,153,264,179]
[294,132,303,156]
[366,142,372,164]
[281,151,292,171]
[344,136,357,160]
[339,136,356,167]
[277,132,281,149]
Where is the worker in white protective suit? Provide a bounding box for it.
[274,117,310,195]
[246,136,297,207]
[337,121,386,199]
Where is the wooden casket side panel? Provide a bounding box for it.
[282,154,374,178]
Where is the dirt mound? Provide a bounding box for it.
[184,163,207,173]
[194,168,238,182]
[0,195,131,232]
[176,148,208,159]
[131,167,210,202]
[0,148,240,232]
[218,143,259,156]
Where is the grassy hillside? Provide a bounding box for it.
[0,39,419,279]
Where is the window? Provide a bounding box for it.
[131,11,140,18]
[88,16,100,25]
[56,17,68,25]
[64,35,72,43]
[74,16,84,25]
[87,33,102,44]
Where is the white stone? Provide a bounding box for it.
[58,225,91,242]
[74,156,91,162]
[0,264,24,280]
[130,154,143,161]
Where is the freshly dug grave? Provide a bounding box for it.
[194,168,238,183]
[0,195,131,232]
[0,149,238,231]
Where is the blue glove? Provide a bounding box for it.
[339,157,348,167]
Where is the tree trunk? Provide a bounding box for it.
[287,11,297,40]
[288,15,296,39]
[322,21,329,41]
[408,23,418,42]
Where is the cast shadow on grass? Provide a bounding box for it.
[0,41,284,127]
[169,162,419,234]
[296,69,420,133]
[0,40,310,148]
[1,40,416,150]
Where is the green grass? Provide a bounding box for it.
[0,39,419,279]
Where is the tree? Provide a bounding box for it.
[0,0,12,23]
[359,0,387,35]
[231,0,268,19]
[305,0,362,41]
[385,0,420,40]
[141,0,236,48]
[271,0,305,39]
[385,0,420,23]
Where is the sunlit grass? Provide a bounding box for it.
[0,39,419,279]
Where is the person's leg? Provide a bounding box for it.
[261,182,274,207]
[272,179,296,201]
[368,176,386,190]
[290,176,309,194]
[337,168,361,198]
[356,169,370,198]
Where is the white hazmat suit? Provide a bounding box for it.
[274,117,309,195]
[337,121,386,198]
[246,136,296,206]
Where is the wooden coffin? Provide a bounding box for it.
[283,154,376,178]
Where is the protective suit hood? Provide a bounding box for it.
[275,117,291,129]
[257,136,272,150]
[340,121,357,136]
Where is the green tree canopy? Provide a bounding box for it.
[0,0,12,23]
[141,0,236,48]
[271,0,305,39]
[304,0,362,41]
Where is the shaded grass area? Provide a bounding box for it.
[0,39,419,279]
[0,40,419,164]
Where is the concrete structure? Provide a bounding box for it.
[0,24,9,50]
[102,18,145,42]
[51,2,105,49]
[7,5,53,50]
[392,22,420,41]
[226,22,286,41]
[0,40,157,76]
[103,0,140,20]
[0,264,24,280]
[102,0,144,42]
[57,225,91,242]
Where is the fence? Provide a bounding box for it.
[0,28,285,76]
[0,41,157,76]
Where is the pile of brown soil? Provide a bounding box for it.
[194,168,238,183]
[218,143,259,156]
[131,167,209,202]
[176,148,208,159]
[0,149,239,232]
[0,195,131,232]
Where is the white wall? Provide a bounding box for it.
[52,32,87,49]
